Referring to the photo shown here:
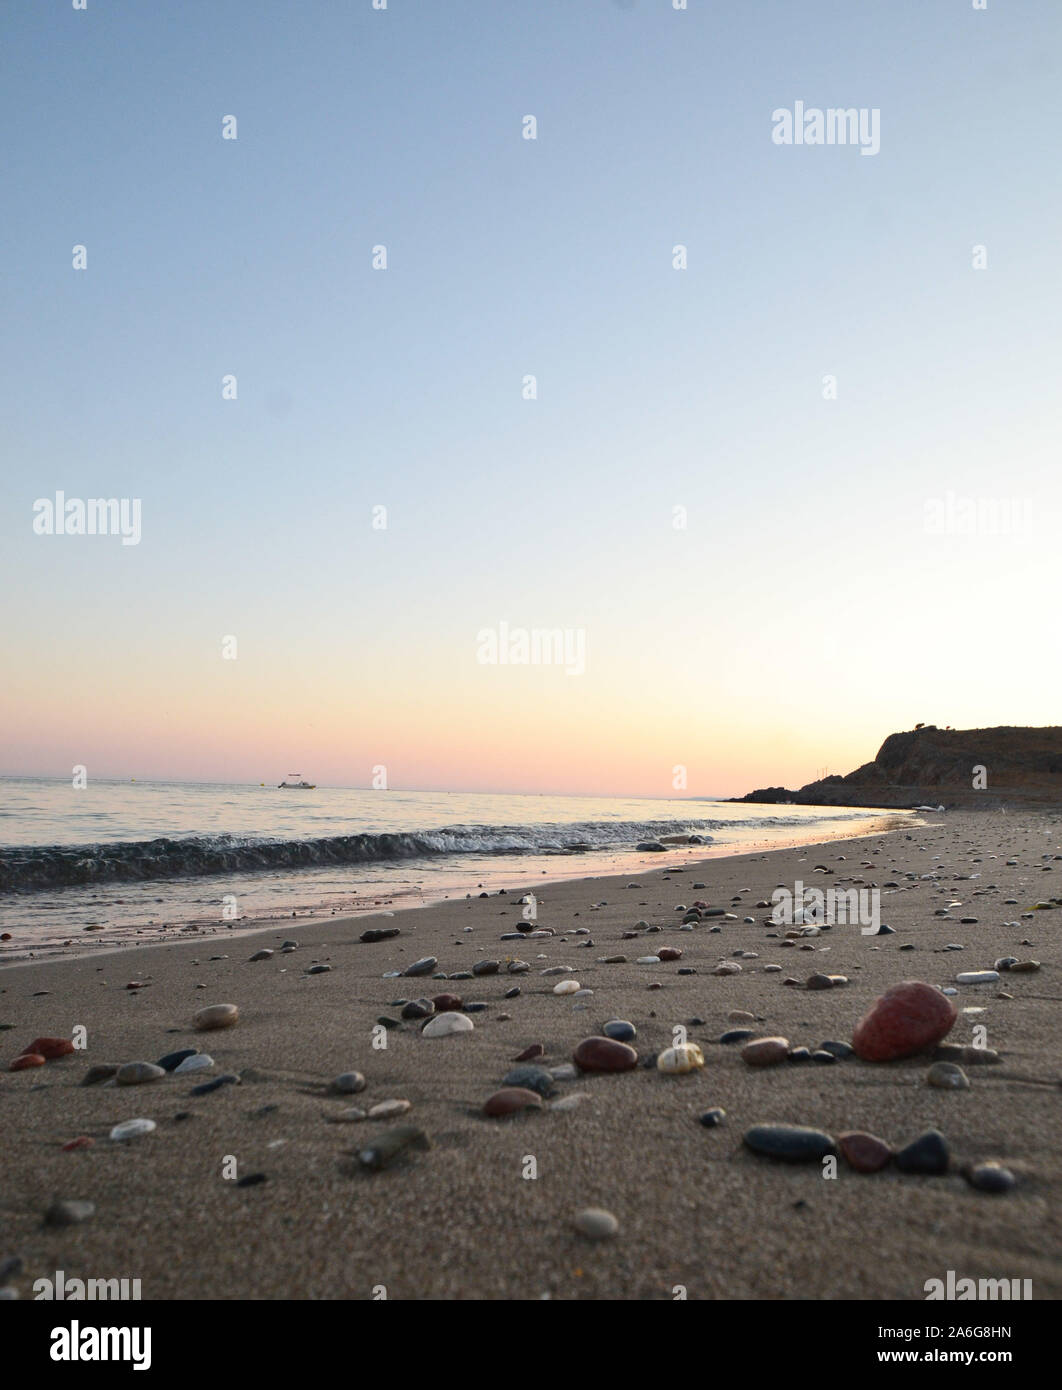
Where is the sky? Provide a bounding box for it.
[2,0,1060,798]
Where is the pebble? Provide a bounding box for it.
[235,1173,268,1188]
[550,1092,591,1112]
[368,1099,412,1119]
[404,957,438,977]
[44,1199,95,1227]
[498,1062,556,1096]
[421,1012,474,1037]
[926,1062,970,1090]
[787,1046,811,1062]
[191,1074,239,1096]
[895,1129,950,1175]
[512,1043,545,1061]
[157,1049,198,1072]
[504,986,521,999]
[743,1124,837,1163]
[549,1063,579,1081]
[472,960,500,975]
[305,965,331,975]
[719,1028,755,1045]
[741,1037,789,1067]
[507,960,531,974]
[248,949,274,962]
[712,963,742,975]
[109,1118,157,1142]
[483,1088,543,1117]
[811,1049,837,1065]
[956,971,999,985]
[174,1054,214,1074]
[656,1043,705,1074]
[401,999,434,1020]
[852,980,956,1062]
[553,980,580,995]
[23,1037,75,1059]
[358,1125,430,1171]
[81,1064,118,1086]
[194,1004,239,1031]
[61,1137,94,1152]
[839,1131,893,1172]
[116,1061,166,1086]
[932,1044,1000,1066]
[728,1010,756,1023]
[9,1054,45,1071]
[432,993,464,1012]
[574,1207,619,1240]
[965,1162,1016,1194]
[602,1020,636,1042]
[819,1040,853,1059]
[361,928,400,943]
[573,1037,638,1072]
[636,955,661,965]
[1008,960,1040,973]
[699,1108,726,1128]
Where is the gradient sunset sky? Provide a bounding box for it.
[2,1,1060,798]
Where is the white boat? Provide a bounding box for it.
[278,772,316,789]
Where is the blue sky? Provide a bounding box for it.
[2,1,1060,794]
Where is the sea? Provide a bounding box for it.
[0,778,910,960]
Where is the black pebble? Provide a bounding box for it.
[895,1129,950,1175]
[236,1173,267,1188]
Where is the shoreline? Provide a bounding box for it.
[2,808,1058,1301]
[0,812,914,969]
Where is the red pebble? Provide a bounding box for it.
[512,1043,545,1062]
[0,932,12,941]
[482,1088,543,1117]
[852,980,957,1062]
[10,1053,46,1071]
[61,1136,95,1152]
[24,1037,75,1059]
[839,1131,893,1172]
[126,982,145,990]
[658,947,683,961]
[573,1036,638,1072]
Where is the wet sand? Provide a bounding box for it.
[2,810,1060,1301]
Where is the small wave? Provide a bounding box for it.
[0,819,711,891]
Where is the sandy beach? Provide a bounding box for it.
[1,809,1059,1302]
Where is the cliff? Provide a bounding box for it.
[736,725,1062,809]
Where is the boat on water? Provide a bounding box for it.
[278,772,316,789]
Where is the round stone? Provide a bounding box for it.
[174,1053,214,1074]
[421,1012,474,1038]
[116,1062,166,1086]
[741,1037,790,1067]
[839,1131,892,1172]
[699,1108,726,1128]
[965,1162,1015,1194]
[926,1061,970,1090]
[852,980,956,1062]
[656,1043,705,1074]
[502,1064,556,1096]
[483,1087,543,1117]
[157,1049,198,1072]
[109,1118,157,1142]
[553,979,580,995]
[472,960,500,975]
[9,1053,45,1071]
[743,1124,837,1163]
[403,957,437,977]
[573,1037,638,1072]
[248,949,274,962]
[330,1072,366,1095]
[194,1003,239,1031]
[368,1099,411,1119]
[602,1020,636,1042]
[432,993,463,1012]
[574,1207,619,1240]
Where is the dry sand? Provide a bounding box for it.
[2,810,1060,1301]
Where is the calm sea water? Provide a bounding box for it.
[0,778,907,959]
